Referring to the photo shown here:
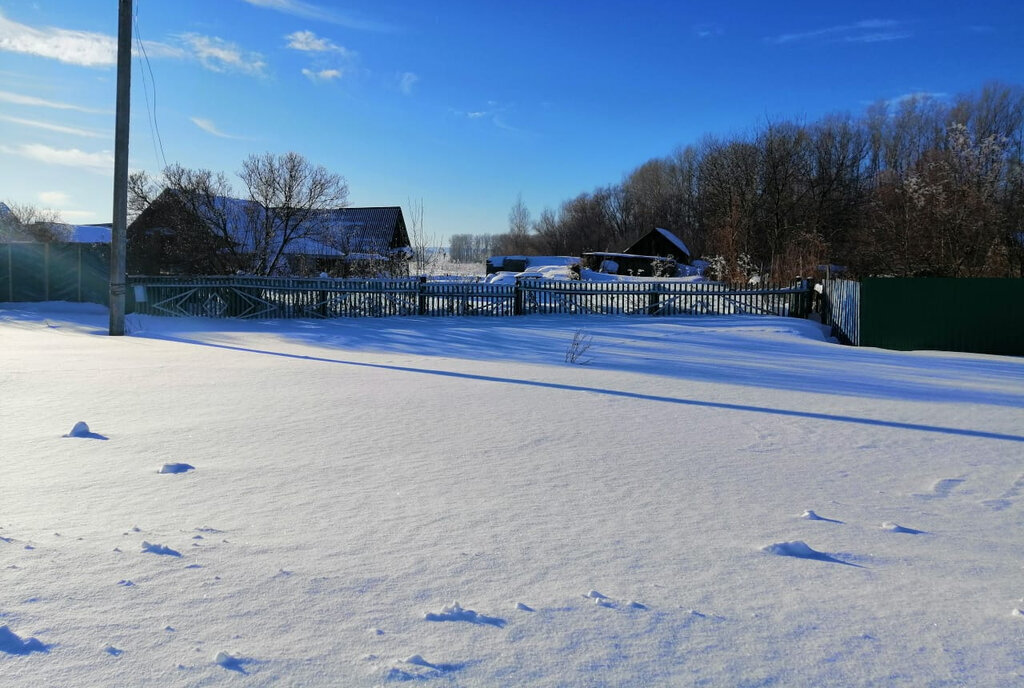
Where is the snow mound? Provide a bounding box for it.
[384,654,464,681]
[63,421,107,439]
[800,509,843,523]
[157,463,195,474]
[141,541,181,557]
[0,625,47,655]
[881,522,926,534]
[423,601,506,627]
[514,602,534,612]
[214,650,248,673]
[760,540,859,567]
[763,541,821,558]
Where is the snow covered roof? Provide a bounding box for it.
[654,227,690,258]
[69,224,112,243]
[141,191,410,258]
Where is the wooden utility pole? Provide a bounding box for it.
[109,0,132,335]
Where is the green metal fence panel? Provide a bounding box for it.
[10,243,46,302]
[860,278,1024,356]
[0,243,110,305]
[77,244,110,305]
[0,244,10,302]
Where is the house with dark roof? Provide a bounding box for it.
[128,189,411,276]
[581,227,692,277]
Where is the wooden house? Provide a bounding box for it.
[127,189,411,276]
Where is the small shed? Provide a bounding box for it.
[623,228,691,263]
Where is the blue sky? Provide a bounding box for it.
[1,0,1021,241]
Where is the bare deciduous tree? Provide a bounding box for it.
[239,152,349,275]
[0,201,68,242]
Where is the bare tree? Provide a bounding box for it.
[0,201,68,242]
[238,152,349,275]
[406,197,438,275]
[504,194,534,254]
[127,165,242,274]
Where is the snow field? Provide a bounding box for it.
[1,302,1023,686]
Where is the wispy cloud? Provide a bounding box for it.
[452,101,527,134]
[398,72,418,95]
[767,19,911,45]
[0,10,205,71]
[301,68,342,83]
[285,30,353,56]
[179,33,267,76]
[0,10,115,66]
[0,143,112,174]
[38,191,69,206]
[190,117,246,139]
[242,0,397,32]
[886,91,948,106]
[0,89,109,113]
[693,23,724,39]
[0,114,106,138]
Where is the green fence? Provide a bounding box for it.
[859,278,1024,356]
[0,243,110,305]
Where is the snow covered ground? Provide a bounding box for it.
[1,302,1022,686]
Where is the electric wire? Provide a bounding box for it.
[133,2,168,171]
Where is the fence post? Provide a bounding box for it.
[647,282,661,315]
[418,276,428,315]
[513,277,524,316]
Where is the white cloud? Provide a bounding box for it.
[38,191,69,205]
[302,68,342,82]
[767,19,911,45]
[190,117,245,139]
[242,0,395,31]
[285,30,352,56]
[398,71,418,95]
[179,34,267,76]
[693,23,724,39]
[0,10,115,66]
[0,114,105,138]
[1,143,112,174]
[886,91,948,106]
[0,89,108,113]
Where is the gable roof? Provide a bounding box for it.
[133,190,410,258]
[622,227,691,260]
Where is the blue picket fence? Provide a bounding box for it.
[126,275,813,320]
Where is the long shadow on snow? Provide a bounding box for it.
[210,315,1024,408]
[141,334,1024,445]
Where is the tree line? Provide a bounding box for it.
[473,83,1024,280]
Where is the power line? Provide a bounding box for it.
[133,1,167,170]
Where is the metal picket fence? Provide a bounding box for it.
[126,275,813,320]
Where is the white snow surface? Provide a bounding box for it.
[1,301,1023,686]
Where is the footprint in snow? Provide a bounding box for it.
[158,463,195,474]
[761,541,863,567]
[913,477,964,499]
